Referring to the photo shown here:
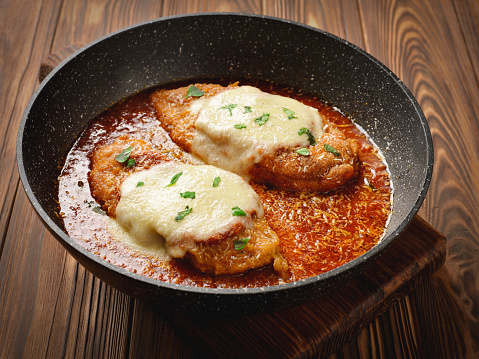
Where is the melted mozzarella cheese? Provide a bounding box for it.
[190,86,324,179]
[115,162,263,257]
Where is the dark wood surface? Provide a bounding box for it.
[1,0,478,358]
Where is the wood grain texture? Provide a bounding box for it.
[0,188,63,358]
[454,0,479,78]
[333,296,422,359]
[1,0,478,357]
[128,301,196,358]
[0,0,62,255]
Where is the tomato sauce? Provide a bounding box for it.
[58,80,392,288]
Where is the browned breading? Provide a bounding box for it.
[250,127,360,192]
[186,218,288,276]
[89,135,168,216]
[150,83,237,151]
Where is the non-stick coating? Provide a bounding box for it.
[17,13,433,315]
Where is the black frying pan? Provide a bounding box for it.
[17,13,433,315]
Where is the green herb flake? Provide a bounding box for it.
[234,238,250,250]
[296,147,310,156]
[219,104,237,116]
[365,178,377,191]
[115,146,132,163]
[180,191,196,199]
[283,107,297,119]
[232,206,247,216]
[234,124,247,129]
[212,177,221,187]
[185,85,205,98]
[298,127,316,146]
[166,172,183,187]
[175,206,192,221]
[136,181,144,187]
[324,143,341,157]
[92,206,106,215]
[126,158,136,167]
[254,113,270,126]
[243,106,253,113]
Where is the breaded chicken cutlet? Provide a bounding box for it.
[89,135,288,277]
[150,83,360,192]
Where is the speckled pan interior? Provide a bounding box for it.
[17,13,433,315]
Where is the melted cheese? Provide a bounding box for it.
[107,217,170,260]
[115,162,263,257]
[190,86,324,179]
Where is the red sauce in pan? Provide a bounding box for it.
[58,80,392,288]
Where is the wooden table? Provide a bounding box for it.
[1,0,478,357]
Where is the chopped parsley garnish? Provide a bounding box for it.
[212,176,221,187]
[254,113,270,126]
[115,146,132,163]
[298,127,316,145]
[180,191,196,199]
[115,146,136,167]
[324,143,341,157]
[283,107,297,119]
[185,85,205,98]
[243,106,253,113]
[365,178,377,191]
[234,124,247,129]
[296,147,310,156]
[232,206,247,216]
[234,238,250,250]
[175,206,192,221]
[136,181,144,187]
[166,172,183,187]
[92,206,106,215]
[219,104,237,116]
[126,158,136,167]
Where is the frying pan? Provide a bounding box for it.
[17,13,433,315]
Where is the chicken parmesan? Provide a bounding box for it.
[151,83,360,192]
[58,80,392,288]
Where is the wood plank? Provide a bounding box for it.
[453,0,479,78]
[334,296,422,359]
[128,301,196,358]
[161,0,261,15]
[44,270,133,358]
[0,0,62,253]
[0,188,68,358]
